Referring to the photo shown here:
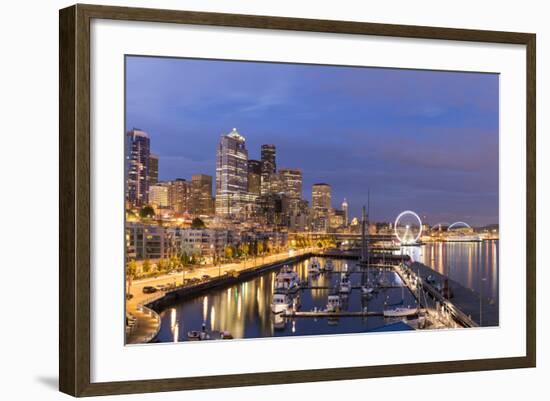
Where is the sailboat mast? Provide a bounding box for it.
[361,205,366,263]
[367,190,370,268]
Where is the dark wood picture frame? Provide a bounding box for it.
[59,3,536,397]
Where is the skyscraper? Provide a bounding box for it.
[191,174,214,216]
[312,183,331,210]
[247,160,262,195]
[312,183,331,232]
[168,178,189,214]
[215,128,253,217]
[149,183,169,208]
[260,144,276,194]
[148,153,159,186]
[342,198,349,226]
[126,129,150,207]
[279,168,302,211]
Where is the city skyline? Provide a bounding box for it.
[126,56,499,225]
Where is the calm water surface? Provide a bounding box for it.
[417,240,499,302]
[156,241,499,342]
[157,258,415,342]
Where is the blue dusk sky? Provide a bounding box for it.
[125,56,499,226]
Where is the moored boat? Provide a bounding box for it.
[271,293,292,314]
[326,293,341,312]
[383,306,418,318]
[308,258,321,275]
[187,330,210,341]
[339,274,352,294]
[274,265,300,293]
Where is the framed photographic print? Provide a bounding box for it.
[59,4,536,397]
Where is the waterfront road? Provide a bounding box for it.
[126,248,316,344]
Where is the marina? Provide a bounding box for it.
[142,236,498,343]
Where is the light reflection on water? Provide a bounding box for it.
[417,240,499,302]
[158,243,498,342]
[157,258,417,342]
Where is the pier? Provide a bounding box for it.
[393,263,478,328]
[306,285,404,290]
[282,310,385,318]
[409,262,498,326]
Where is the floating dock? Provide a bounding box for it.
[282,310,384,318]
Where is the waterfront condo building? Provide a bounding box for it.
[180,228,236,263]
[125,128,150,207]
[125,222,180,262]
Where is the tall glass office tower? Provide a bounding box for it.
[215,128,253,217]
[125,128,150,208]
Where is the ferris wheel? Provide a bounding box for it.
[394,210,423,245]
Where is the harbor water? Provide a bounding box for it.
[156,241,499,342]
[156,258,415,342]
[417,240,499,304]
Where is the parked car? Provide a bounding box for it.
[142,286,157,294]
[201,274,211,281]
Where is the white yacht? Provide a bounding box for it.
[339,274,352,294]
[272,313,286,330]
[271,293,292,314]
[326,294,341,312]
[308,258,321,275]
[274,265,300,293]
[383,306,418,318]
